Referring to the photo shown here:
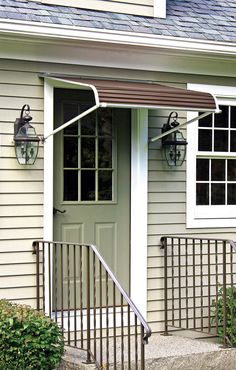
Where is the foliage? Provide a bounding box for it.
[0,299,64,370]
[212,285,236,347]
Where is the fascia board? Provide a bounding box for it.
[0,19,236,57]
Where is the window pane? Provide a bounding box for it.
[64,170,78,201]
[230,131,236,152]
[98,171,112,200]
[196,183,209,205]
[214,106,228,128]
[63,103,79,135]
[227,159,236,181]
[231,107,236,128]
[80,111,96,135]
[81,171,95,201]
[98,138,112,168]
[227,184,236,205]
[64,137,78,168]
[211,159,225,181]
[211,183,225,205]
[81,138,95,168]
[198,113,212,127]
[98,108,113,136]
[198,129,212,151]
[196,159,209,181]
[214,130,228,152]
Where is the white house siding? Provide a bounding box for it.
[0,59,44,308]
[32,0,154,17]
[147,76,236,333]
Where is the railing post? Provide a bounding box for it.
[86,247,92,363]
[161,237,168,336]
[34,241,40,311]
[222,241,227,347]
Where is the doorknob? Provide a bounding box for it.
[53,207,66,215]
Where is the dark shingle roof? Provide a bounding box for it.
[0,0,236,43]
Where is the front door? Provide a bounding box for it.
[53,89,131,292]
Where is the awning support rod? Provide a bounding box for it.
[43,103,100,142]
[150,111,213,143]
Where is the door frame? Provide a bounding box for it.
[43,78,148,318]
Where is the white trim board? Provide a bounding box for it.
[154,0,166,18]
[1,19,236,56]
[43,78,148,318]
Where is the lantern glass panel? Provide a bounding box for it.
[15,123,39,165]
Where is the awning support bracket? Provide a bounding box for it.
[43,103,100,142]
[150,111,215,143]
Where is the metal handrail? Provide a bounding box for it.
[33,240,152,368]
[161,236,236,251]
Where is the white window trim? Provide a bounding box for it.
[44,79,148,318]
[187,83,236,228]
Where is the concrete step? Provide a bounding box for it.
[58,334,236,369]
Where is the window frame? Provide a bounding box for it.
[187,84,236,228]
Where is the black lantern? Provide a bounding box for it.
[162,112,187,167]
[14,105,40,165]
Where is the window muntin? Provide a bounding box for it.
[63,105,115,202]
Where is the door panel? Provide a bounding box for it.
[53,89,131,299]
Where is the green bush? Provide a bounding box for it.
[0,299,64,370]
[212,286,236,347]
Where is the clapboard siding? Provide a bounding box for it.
[33,0,154,17]
[0,61,43,308]
[147,81,236,333]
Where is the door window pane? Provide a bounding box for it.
[196,183,209,205]
[211,159,225,181]
[196,159,209,181]
[98,171,112,200]
[214,106,228,128]
[81,138,95,168]
[63,103,79,135]
[228,160,236,181]
[198,129,212,151]
[214,130,228,152]
[227,184,236,204]
[80,111,96,135]
[81,171,95,201]
[98,138,112,168]
[64,137,78,168]
[211,183,225,205]
[98,109,113,136]
[64,170,78,201]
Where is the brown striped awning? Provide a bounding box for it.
[43,75,218,112]
[61,77,218,112]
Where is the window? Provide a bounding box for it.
[187,84,236,228]
[63,105,115,203]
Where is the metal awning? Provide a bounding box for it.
[42,75,219,141]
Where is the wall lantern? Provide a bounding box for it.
[162,111,187,167]
[14,105,40,165]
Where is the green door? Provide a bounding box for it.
[53,89,131,292]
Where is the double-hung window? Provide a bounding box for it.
[187,84,236,228]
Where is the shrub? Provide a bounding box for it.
[0,299,64,370]
[212,285,236,347]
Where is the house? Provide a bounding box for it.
[1,0,236,366]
